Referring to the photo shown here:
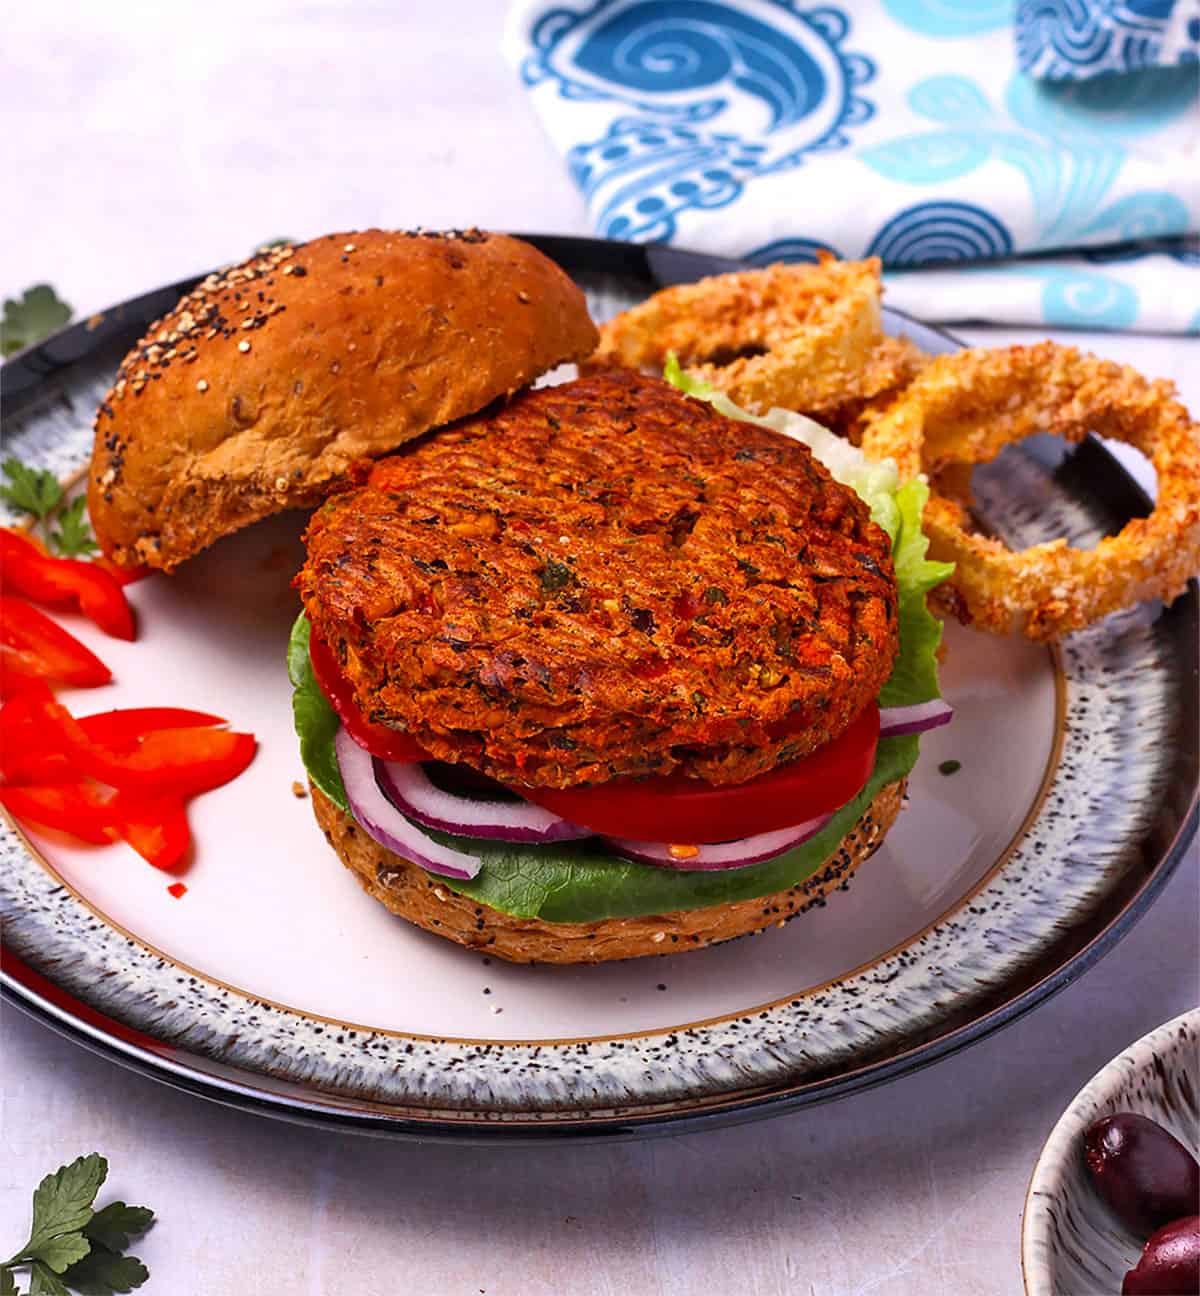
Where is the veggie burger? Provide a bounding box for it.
[90,229,953,964]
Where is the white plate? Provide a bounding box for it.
[2,238,1196,1139]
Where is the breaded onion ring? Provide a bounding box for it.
[860,342,1200,641]
[587,257,919,419]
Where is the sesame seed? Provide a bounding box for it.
[343,243,356,253]
[238,340,251,353]
[651,931,666,943]
[196,379,209,392]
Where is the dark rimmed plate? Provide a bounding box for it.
[1,236,1196,1142]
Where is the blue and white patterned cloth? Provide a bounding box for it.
[1017,0,1200,80]
[503,0,1200,332]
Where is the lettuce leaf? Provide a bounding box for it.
[880,478,955,708]
[288,366,953,923]
[288,614,347,809]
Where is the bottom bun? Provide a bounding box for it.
[310,780,905,965]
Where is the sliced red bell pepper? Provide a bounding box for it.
[1,644,57,700]
[80,707,226,751]
[19,695,256,796]
[0,529,136,640]
[0,782,121,844]
[0,597,112,690]
[0,779,192,870]
[0,684,68,781]
[0,699,228,783]
[114,793,190,871]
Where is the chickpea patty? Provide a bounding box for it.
[298,371,898,788]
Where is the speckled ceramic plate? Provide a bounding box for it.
[1022,1008,1200,1295]
[1,237,1196,1142]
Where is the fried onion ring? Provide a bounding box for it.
[860,342,1200,641]
[586,257,918,419]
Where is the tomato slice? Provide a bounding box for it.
[519,703,880,843]
[0,596,112,691]
[308,628,429,762]
[0,528,136,639]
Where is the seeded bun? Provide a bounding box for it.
[309,780,905,965]
[88,230,598,571]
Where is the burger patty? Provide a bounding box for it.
[299,371,898,788]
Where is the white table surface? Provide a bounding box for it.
[2,4,1197,1293]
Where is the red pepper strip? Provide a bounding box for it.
[80,707,227,751]
[0,529,136,640]
[0,700,229,784]
[115,793,190,871]
[0,597,112,689]
[0,779,191,869]
[0,685,68,781]
[0,782,120,845]
[24,696,256,796]
[308,627,429,762]
[0,645,56,700]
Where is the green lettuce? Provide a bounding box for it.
[288,370,953,923]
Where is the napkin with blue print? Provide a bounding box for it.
[503,0,1200,332]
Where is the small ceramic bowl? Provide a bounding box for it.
[1022,1007,1200,1295]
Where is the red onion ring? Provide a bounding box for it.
[374,758,589,844]
[878,699,953,738]
[335,728,482,880]
[604,812,831,871]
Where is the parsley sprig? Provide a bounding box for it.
[0,1155,153,1295]
[0,461,97,557]
[1,285,72,357]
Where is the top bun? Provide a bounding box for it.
[88,229,598,570]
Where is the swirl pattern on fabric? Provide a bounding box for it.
[1015,0,1197,80]
[527,0,875,240]
[867,201,1015,266]
[744,236,843,264]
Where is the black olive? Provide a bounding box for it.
[1085,1113,1200,1237]
[1122,1215,1200,1294]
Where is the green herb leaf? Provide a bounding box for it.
[0,459,63,521]
[33,1236,89,1278]
[49,496,97,557]
[26,1156,106,1255]
[80,1207,152,1258]
[28,1261,70,1295]
[287,614,347,809]
[539,559,574,592]
[938,759,962,776]
[1,285,73,357]
[61,1248,149,1296]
